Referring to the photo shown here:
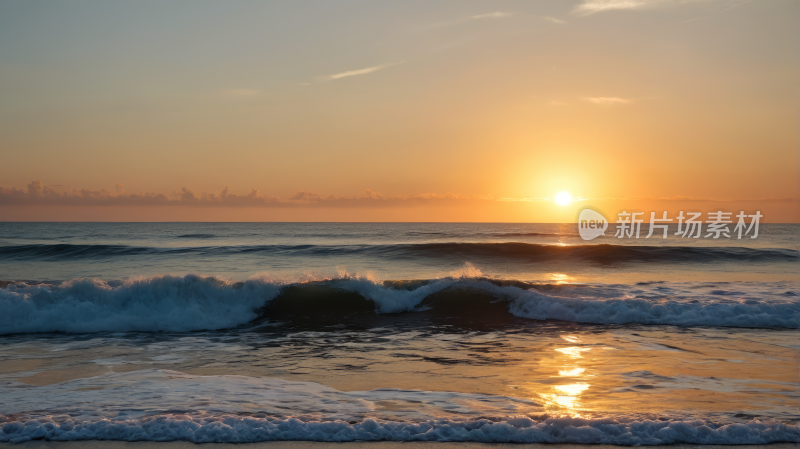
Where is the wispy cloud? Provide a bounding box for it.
[325,61,406,81]
[575,0,650,14]
[429,11,512,28]
[543,16,567,24]
[573,0,722,15]
[582,96,632,105]
[471,12,511,19]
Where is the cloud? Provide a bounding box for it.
[2,181,793,210]
[574,0,652,14]
[363,189,384,200]
[326,61,406,80]
[0,181,487,209]
[543,16,567,24]
[28,180,45,196]
[572,0,721,15]
[471,12,511,19]
[582,96,632,105]
[290,191,322,202]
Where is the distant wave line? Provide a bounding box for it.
[0,242,796,263]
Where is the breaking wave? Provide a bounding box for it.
[0,275,282,334]
[1,269,798,334]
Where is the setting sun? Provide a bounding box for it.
[555,191,573,206]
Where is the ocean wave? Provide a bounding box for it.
[1,270,798,334]
[0,243,152,258]
[493,232,581,238]
[1,370,798,445]
[489,282,800,328]
[1,242,796,263]
[0,274,281,334]
[2,414,797,444]
[378,243,799,263]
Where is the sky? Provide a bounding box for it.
[0,0,797,222]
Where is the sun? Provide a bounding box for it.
[554,191,573,206]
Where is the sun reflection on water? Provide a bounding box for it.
[555,346,591,358]
[559,367,585,377]
[549,273,574,283]
[540,383,591,414]
[536,343,594,417]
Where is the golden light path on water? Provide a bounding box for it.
[548,273,575,284]
[537,335,596,417]
[559,368,586,377]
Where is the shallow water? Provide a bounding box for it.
[0,223,798,444]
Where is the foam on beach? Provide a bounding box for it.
[1,370,798,444]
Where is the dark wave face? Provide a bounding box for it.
[1,242,797,264]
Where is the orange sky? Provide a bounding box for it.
[0,0,797,222]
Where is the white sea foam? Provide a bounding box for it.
[331,262,484,313]
[2,415,798,444]
[483,282,800,328]
[348,276,800,328]
[335,276,454,313]
[0,370,797,444]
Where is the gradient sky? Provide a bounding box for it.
[0,0,797,221]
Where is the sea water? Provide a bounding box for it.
[0,223,798,444]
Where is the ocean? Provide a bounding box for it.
[0,222,798,444]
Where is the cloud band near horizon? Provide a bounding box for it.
[0,181,794,209]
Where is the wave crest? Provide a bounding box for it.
[0,274,281,334]
[1,268,798,334]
